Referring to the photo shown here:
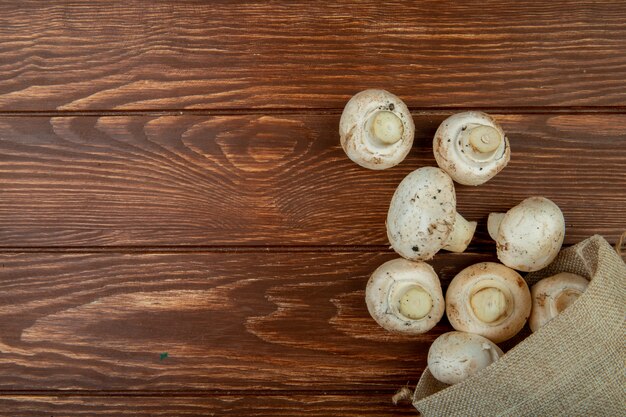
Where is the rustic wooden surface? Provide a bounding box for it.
[0,1,624,415]
[1,114,624,248]
[0,394,416,417]
[0,251,495,391]
[2,1,626,110]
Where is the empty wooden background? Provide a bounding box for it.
[0,1,625,415]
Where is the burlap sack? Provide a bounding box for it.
[412,235,626,416]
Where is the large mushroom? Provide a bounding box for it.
[488,197,565,272]
[446,262,531,343]
[428,331,503,385]
[433,111,510,186]
[365,258,445,334]
[339,89,415,170]
[529,272,589,332]
[387,167,476,261]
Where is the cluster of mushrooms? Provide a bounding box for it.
[340,89,589,385]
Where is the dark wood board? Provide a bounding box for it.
[0,250,493,391]
[0,393,415,416]
[1,114,624,248]
[1,1,626,110]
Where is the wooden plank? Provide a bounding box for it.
[1,1,626,110]
[0,393,415,416]
[1,114,624,247]
[0,250,494,391]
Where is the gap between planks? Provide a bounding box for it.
[1,243,620,255]
[0,107,626,118]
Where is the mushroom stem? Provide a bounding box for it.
[470,287,508,323]
[368,110,404,145]
[554,288,583,313]
[399,286,433,320]
[487,212,505,241]
[461,124,502,153]
[442,213,477,253]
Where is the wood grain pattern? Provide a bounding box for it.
[1,114,624,247]
[2,1,625,413]
[0,393,415,416]
[0,250,493,391]
[1,1,626,110]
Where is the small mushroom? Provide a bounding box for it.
[365,258,444,334]
[446,262,531,343]
[488,197,565,272]
[529,272,589,332]
[339,89,415,170]
[387,166,477,261]
[433,111,510,186]
[428,331,503,385]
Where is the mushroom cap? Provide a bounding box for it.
[365,258,444,334]
[446,262,531,343]
[433,111,510,186]
[339,89,415,170]
[529,272,589,332]
[387,167,457,260]
[491,197,565,272]
[427,331,503,385]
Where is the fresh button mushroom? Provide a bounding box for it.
[428,331,503,385]
[365,258,444,334]
[529,272,589,332]
[387,166,477,261]
[433,111,510,186]
[339,89,415,170]
[488,197,565,272]
[446,262,531,343]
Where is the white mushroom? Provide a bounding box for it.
[488,197,565,272]
[365,258,445,334]
[529,272,589,332]
[446,262,531,343]
[339,89,415,170]
[387,167,477,261]
[428,331,503,385]
[433,111,510,186]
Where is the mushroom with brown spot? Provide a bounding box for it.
[428,331,503,385]
[529,272,589,332]
[365,258,445,334]
[433,111,510,185]
[488,197,565,272]
[445,262,531,343]
[339,89,415,170]
[387,166,477,261]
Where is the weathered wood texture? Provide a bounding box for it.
[1,1,626,110]
[0,251,493,391]
[1,114,624,248]
[1,1,625,414]
[0,394,415,417]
